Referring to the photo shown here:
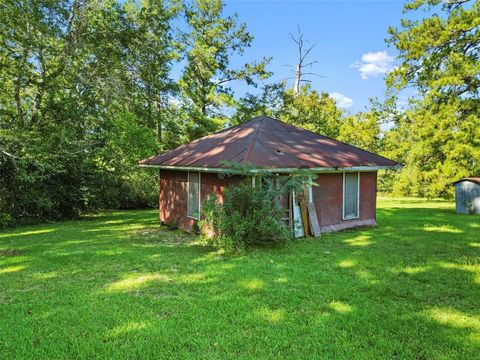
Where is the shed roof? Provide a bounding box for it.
[140,116,400,172]
[452,177,480,185]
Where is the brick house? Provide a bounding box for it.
[140,116,400,235]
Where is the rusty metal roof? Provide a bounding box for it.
[452,177,480,185]
[139,116,400,170]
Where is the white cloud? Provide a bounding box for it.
[351,51,394,80]
[330,92,353,108]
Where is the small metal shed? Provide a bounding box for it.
[452,177,480,214]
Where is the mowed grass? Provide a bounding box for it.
[0,198,479,359]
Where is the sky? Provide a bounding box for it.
[219,0,418,113]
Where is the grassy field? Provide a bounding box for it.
[0,198,479,359]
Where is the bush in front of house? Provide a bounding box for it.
[200,179,291,253]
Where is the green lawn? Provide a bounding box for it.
[0,198,479,359]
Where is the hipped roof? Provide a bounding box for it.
[139,116,400,171]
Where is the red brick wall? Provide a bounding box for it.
[312,172,377,232]
[159,170,241,232]
[159,170,193,231]
[312,173,343,228]
[359,172,377,222]
[160,170,377,233]
[200,173,241,205]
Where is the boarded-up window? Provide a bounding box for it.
[188,172,200,219]
[343,173,359,219]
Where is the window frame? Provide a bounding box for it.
[342,172,360,220]
[187,171,201,220]
[308,176,313,203]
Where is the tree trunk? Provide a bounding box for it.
[156,98,162,144]
[294,64,301,97]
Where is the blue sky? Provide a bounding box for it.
[220,0,416,113]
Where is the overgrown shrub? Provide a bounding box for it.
[200,179,292,253]
[0,111,159,228]
[0,150,158,229]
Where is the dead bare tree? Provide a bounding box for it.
[283,26,323,96]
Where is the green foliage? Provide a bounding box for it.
[231,83,286,125]
[200,179,291,254]
[179,0,271,139]
[0,0,175,226]
[233,83,346,139]
[280,84,344,138]
[0,0,267,227]
[338,112,382,153]
[387,0,479,99]
[2,0,477,228]
[384,0,480,197]
[388,101,480,198]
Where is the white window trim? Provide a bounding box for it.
[308,176,313,203]
[187,171,201,220]
[342,172,360,220]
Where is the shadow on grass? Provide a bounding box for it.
[0,204,479,358]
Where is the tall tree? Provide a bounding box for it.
[0,0,179,226]
[122,0,180,145]
[386,0,480,197]
[179,0,271,139]
[280,84,344,138]
[231,83,287,125]
[232,83,345,138]
[338,112,382,153]
[284,27,321,97]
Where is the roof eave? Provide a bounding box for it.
[139,163,403,174]
[452,178,480,186]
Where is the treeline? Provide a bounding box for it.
[0,0,270,227]
[0,0,478,228]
